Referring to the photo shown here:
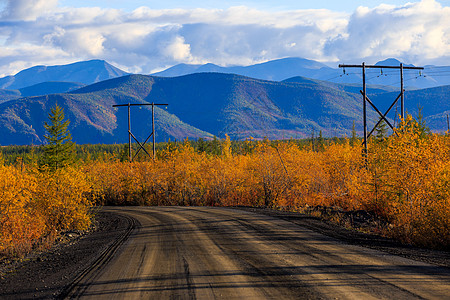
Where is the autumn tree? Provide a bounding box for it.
[40,104,76,171]
[397,110,431,141]
[221,134,232,158]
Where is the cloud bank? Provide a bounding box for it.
[0,0,449,76]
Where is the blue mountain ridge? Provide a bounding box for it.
[0,58,449,145]
[0,60,128,90]
[153,57,450,90]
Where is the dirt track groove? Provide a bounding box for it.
[65,206,450,299]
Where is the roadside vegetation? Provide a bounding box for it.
[1,111,450,257]
[0,105,92,257]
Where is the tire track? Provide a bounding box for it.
[60,207,450,299]
[59,213,139,299]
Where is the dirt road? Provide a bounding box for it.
[63,206,450,299]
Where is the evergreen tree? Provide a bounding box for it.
[207,136,222,155]
[350,121,358,146]
[317,130,325,151]
[398,108,431,140]
[118,144,129,162]
[374,117,388,143]
[196,138,207,153]
[40,104,76,171]
[416,106,431,138]
[310,129,315,151]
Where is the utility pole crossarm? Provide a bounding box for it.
[339,62,423,156]
[338,64,424,70]
[113,103,169,107]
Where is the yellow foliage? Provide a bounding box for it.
[3,122,450,252]
[0,165,42,255]
[367,122,450,248]
[84,132,450,249]
[0,165,93,257]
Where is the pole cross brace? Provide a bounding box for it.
[366,92,403,140]
[129,130,152,160]
[112,102,169,162]
[359,90,399,139]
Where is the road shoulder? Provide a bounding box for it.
[0,210,132,299]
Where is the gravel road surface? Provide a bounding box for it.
[58,206,450,299]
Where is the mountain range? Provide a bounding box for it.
[0,60,127,90]
[152,57,334,82]
[0,58,449,145]
[153,57,450,90]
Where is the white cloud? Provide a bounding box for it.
[164,35,193,61]
[0,43,70,76]
[1,0,59,21]
[325,0,450,65]
[0,0,449,76]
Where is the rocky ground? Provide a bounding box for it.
[0,211,132,299]
[0,206,449,299]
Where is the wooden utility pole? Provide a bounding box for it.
[113,102,168,161]
[152,103,156,159]
[362,63,367,154]
[338,63,423,154]
[128,103,132,162]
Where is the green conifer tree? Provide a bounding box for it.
[208,136,222,155]
[374,117,388,143]
[350,121,358,147]
[40,104,76,171]
[416,106,431,138]
[317,130,325,151]
[196,138,207,153]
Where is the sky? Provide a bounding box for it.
[0,0,449,76]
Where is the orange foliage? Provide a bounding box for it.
[0,164,92,257]
[86,140,370,212]
[367,116,450,248]
[2,119,450,252]
[86,128,450,249]
[0,164,42,255]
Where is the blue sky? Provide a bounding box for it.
[0,0,449,76]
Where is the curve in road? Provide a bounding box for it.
[65,207,450,299]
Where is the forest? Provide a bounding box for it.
[1,113,449,257]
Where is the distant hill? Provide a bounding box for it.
[0,60,128,90]
[0,82,86,104]
[0,72,448,146]
[0,89,21,104]
[153,57,337,82]
[369,85,450,131]
[18,82,86,97]
[149,73,372,140]
[153,57,450,90]
[283,76,398,95]
[0,75,213,145]
[0,73,374,145]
